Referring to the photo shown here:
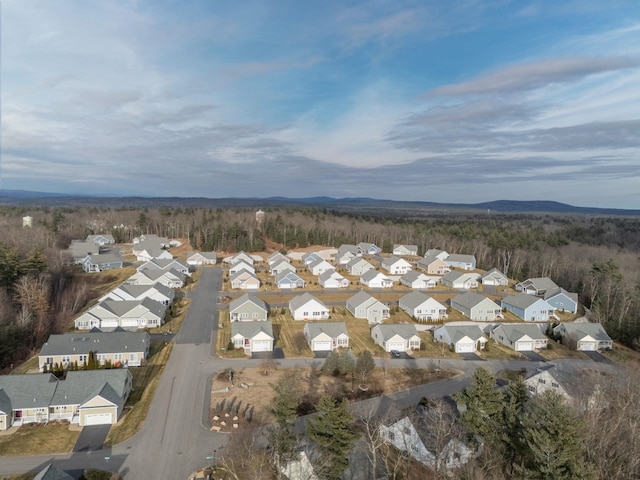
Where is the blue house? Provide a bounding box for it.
[501,293,557,322]
[544,288,578,314]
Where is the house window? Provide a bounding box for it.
[411,445,419,453]
[62,355,70,363]
[404,427,411,435]
[303,312,308,317]
[551,382,559,388]
[46,357,53,364]
[115,353,122,361]
[239,313,249,319]
[538,379,546,384]
[388,432,395,441]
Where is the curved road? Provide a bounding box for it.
[0,268,615,478]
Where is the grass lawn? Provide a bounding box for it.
[0,422,79,456]
[10,356,39,375]
[147,296,192,335]
[104,340,173,447]
[602,341,639,363]
[481,340,524,360]
[541,340,588,360]
[412,331,461,359]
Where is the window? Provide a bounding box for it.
[551,382,559,388]
[62,355,70,363]
[388,432,395,440]
[538,379,546,384]
[411,445,419,453]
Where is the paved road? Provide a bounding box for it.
[0,267,618,478]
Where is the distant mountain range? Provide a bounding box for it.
[0,189,638,216]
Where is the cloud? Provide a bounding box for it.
[428,57,639,96]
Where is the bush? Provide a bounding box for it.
[227,341,235,351]
[419,342,426,351]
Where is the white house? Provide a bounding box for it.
[318,270,350,289]
[479,268,508,286]
[224,251,255,265]
[400,271,439,289]
[335,245,359,265]
[346,257,374,276]
[303,322,349,352]
[74,298,166,330]
[231,322,274,354]
[308,258,335,276]
[229,260,256,276]
[186,252,217,266]
[267,252,289,266]
[434,325,487,353]
[381,256,412,275]
[490,324,548,351]
[357,242,382,255]
[398,292,448,321]
[275,271,306,289]
[392,244,419,256]
[101,283,175,306]
[441,271,479,290]
[270,260,297,276]
[289,293,330,321]
[359,270,393,288]
[137,258,191,276]
[346,291,390,324]
[230,271,261,290]
[126,268,186,289]
[553,322,613,351]
[371,324,421,352]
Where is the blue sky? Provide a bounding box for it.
[2,0,639,208]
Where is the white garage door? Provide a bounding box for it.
[456,343,475,353]
[516,342,533,351]
[388,342,405,352]
[84,412,113,426]
[579,341,597,351]
[252,341,271,352]
[313,341,332,351]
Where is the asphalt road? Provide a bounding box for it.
[0,267,618,478]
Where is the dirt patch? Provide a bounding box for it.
[209,366,458,432]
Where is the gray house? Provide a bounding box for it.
[229,294,268,322]
[231,321,274,354]
[346,291,390,324]
[490,324,548,351]
[347,257,374,276]
[303,322,349,352]
[82,253,123,273]
[444,253,476,270]
[479,268,508,286]
[450,292,503,321]
[398,291,448,321]
[371,324,421,352]
[553,322,612,351]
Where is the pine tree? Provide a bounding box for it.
[517,391,594,480]
[306,396,359,480]
[268,372,300,478]
[454,367,504,442]
[499,377,529,474]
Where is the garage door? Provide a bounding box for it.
[516,342,533,351]
[579,341,597,351]
[84,412,113,426]
[313,341,332,351]
[456,343,475,353]
[252,341,271,352]
[388,342,405,352]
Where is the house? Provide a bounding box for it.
[371,324,421,352]
[380,405,475,471]
[275,271,306,289]
[0,369,133,429]
[434,325,487,353]
[126,268,186,288]
[303,322,349,352]
[490,324,548,351]
[39,330,150,371]
[417,256,451,275]
[319,270,350,289]
[424,249,449,260]
[553,322,613,351]
[479,268,508,286]
[346,291,390,324]
[393,244,419,256]
[268,252,289,266]
[441,271,479,289]
[223,251,255,265]
[308,258,335,276]
[186,251,217,266]
[87,234,116,247]
[33,464,75,480]
[357,242,382,256]
[335,245,359,265]
[102,283,175,305]
[231,321,274,354]
[271,260,297,276]
[229,294,268,322]
[281,450,318,480]
[133,234,170,248]
[229,260,256,276]
[68,240,99,264]
[398,292,448,321]
[289,293,330,321]
[450,292,503,321]
[74,298,167,330]
[346,257,375,276]
[381,256,412,275]
[137,258,190,276]
[544,288,579,314]
[82,253,123,273]
[515,277,559,296]
[230,270,261,290]
[501,293,557,322]
[134,247,174,262]
[360,269,393,288]
[301,252,323,265]
[444,253,476,271]
[400,270,439,289]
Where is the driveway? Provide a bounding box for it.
[460,352,485,361]
[251,348,285,360]
[520,351,547,362]
[583,351,613,364]
[73,425,111,452]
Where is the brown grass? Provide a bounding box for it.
[0,422,79,456]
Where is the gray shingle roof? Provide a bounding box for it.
[0,374,58,409]
[544,288,578,303]
[289,293,326,311]
[229,293,267,312]
[33,464,75,480]
[439,325,485,343]
[304,322,348,339]
[556,322,611,341]
[373,324,419,341]
[399,291,431,309]
[479,268,507,281]
[39,331,150,357]
[517,277,559,292]
[361,269,387,282]
[85,253,122,265]
[493,323,547,341]
[347,290,375,308]
[446,253,475,263]
[231,321,274,339]
[452,292,495,309]
[50,369,131,408]
[502,293,547,309]
[99,298,166,318]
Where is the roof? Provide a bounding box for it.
[304,322,348,339]
[502,293,551,310]
[68,240,98,258]
[452,292,497,309]
[33,464,75,480]
[231,321,274,339]
[275,271,304,283]
[437,325,485,343]
[99,298,166,318]
[393,244,418,251]
[308,258,333,269]
[50,369,132,407]
[518,277,559,292]
[492,323,547,341]
[229,293,267,312]
[346,257,371,268]
[84,253,122,264]
[446,253,475,263]
[230,270,259,282]
[555,322,611,341]
[318,270,345,282]
[399,291,432,309]
[479,268,507,280]
[544,287,578,303]
[361,269,388,282]
[0,374,58,408]
[187,251,217,260]
[289,293,327,311]
[372,323,419,341]
[114,282,174,300]
[40,331,150,357]
[347,290,377,308]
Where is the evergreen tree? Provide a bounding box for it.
[454,368,504,442]
[517,391,594,480]
[322,351,340,376]
[268,372,300,478]
[306,396,359,480]
[499,377,529,474]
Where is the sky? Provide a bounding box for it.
[2,0,640,208]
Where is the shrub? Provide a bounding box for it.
[227,341,235,351]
